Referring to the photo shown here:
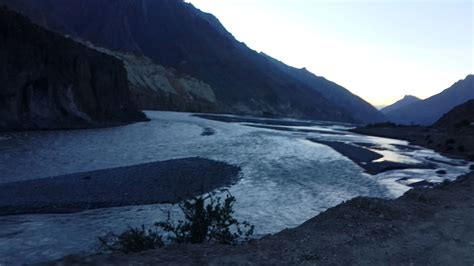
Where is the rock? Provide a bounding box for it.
[409,180,435,188]
[436,170,447,175]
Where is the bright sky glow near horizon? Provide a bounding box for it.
[186,0,473,107]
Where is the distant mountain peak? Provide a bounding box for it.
[261,53,386,123]
[381,95,421,114]
[384,75,474,125]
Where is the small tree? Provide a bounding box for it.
[99,192,254,253]
[156,193,254,245]
[99,226,164,253]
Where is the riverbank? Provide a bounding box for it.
[351,126,474,161]
[52,171,474,265]
[308,139,436,175]
[0,158,240,216]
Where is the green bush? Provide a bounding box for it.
[99,226,164,253]
[454,119,470,129]
[441,179,451,186]
[99,193,254,253]
[156,194,254,245]
[445,138,456,144]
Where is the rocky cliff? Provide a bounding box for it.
[78,41,218,113]
[0,7,146,130]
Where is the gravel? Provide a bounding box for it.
[0,157,241,216]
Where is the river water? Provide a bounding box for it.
[0,111,470,264]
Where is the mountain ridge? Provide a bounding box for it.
[385,75,474,125]
[0,0,385,123]
[261,53,386,123]
[381,95,421,114]
[434,99,474,129]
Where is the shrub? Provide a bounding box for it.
[99,193,254,253]
[445,138,456,145]
[99,226,164,253]
[436,170,447,175]
[156,194,254,245]
[441,179,451,186]
[454,119,470,129]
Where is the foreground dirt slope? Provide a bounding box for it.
[53,172,474,265]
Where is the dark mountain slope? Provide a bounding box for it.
[0,7,146,130]
[261,53,386,123]
[381,95,421,114]
[434,99,474,129]
[0,0,379,122]
[385,75,474,125]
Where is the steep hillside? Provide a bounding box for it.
[0,7,146,130]
[0,0,372,122]
[385,75,474,125]
[381,95,421,114]
[261,53,386,123]
[434,100,474,129]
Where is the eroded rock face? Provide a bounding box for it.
[0,7,146,130]
[80,42,218,113]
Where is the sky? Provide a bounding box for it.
[185,0,473,107]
